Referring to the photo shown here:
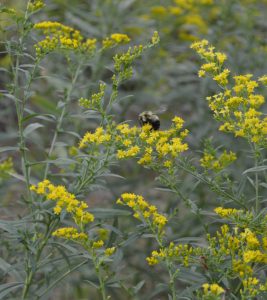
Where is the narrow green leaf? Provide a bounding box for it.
[243,165,267,174]
[23,123,44,137]
[0,146,19,153]
[89,208,131,218]
[0,282,23,298]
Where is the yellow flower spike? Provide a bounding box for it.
[105,247,116,256]
[163,160,172,168]
[259,75,267,85]
[213,69,230,86]
[92,240,104,249]
[150,6,167,16]
[243,250,266,263]
[52,227,88,243]
[102,33,130,48]
[241,228,260,248]
[210,283,224,295]
[146,256,159,265]
[198,70,206,77]
[168,6,182,15]
[202,283,224,296]
[111,33,130,43]
[202,283,209,294]
[98,228,109,240]
[31,180,94,226]
[172,116,184,129]
[29,0,45,12]
[192,40,267,146]
[151,31,160,44]
[117,193,168,233]
[216,52,227,64]
[53,206,62,215]
[190,39,209,51]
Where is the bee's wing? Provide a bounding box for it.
[154,105,167,115]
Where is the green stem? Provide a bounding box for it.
[149,223,177,300]
[93,255,108,300]
[166,260,177,300]
[44,61,83,179]
[22,219,59,299]
[76,146,112,193]
[98,270,108,300]
[37,259,89,299]
[12,3,36,204]
[254,148,260,213]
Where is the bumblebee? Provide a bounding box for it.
[138,111,160,130]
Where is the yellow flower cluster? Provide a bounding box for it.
[192,40,267,146]
[79,116,188,170]
[0,157,14,180]
[144,0,267,47]
[28,0,45,12]
[214,207,255,230]
[30,180,94,226]
[241,277,264,298]
[117,146,140,159]
[146,242,192,266]
[202,283,224,297]
[68,146,79,157]
[207,222,267,276]
[102,33,130,49]
[134,118,188,167]
[191,40,227,83]
[151,30,160,45]
[52,226,116,259]
[200,149,236,172]
[52,227,88,243]
[79,127,112,149]
[104,247,116,256]
[259,75,267,85]
[34,21,97,57]
[79,83,106,111]
[92,240,104,249]
[31,182,117,260]
[241,228,260,248]
[148,1,214,41]
[243,250,267,263]
[117,193,168,234]
[112,32,159,87]
[232,260,253,279]
[98,228,109,240]
[146,207,267,298]
[214,207,242,218]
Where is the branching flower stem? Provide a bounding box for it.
[43,60,84,179]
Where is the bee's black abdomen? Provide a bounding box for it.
[151,119,160,130]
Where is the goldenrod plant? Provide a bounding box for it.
[1,1,267,300]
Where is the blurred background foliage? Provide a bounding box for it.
[1,0,267,299]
